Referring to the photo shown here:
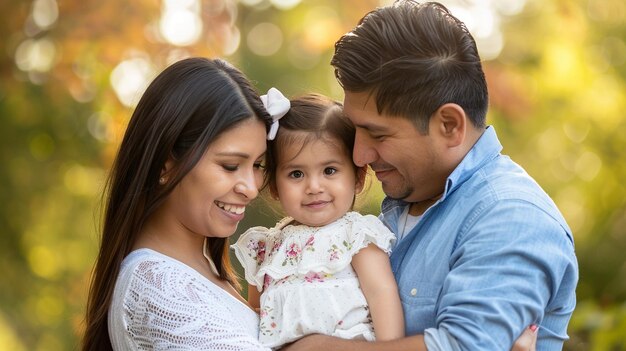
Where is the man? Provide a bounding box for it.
[287,1,577,350]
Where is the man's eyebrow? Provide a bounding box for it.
[354,122,388,132]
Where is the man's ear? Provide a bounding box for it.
[354,166,367,194]
[432,103,466,148]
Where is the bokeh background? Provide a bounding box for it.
[1,0,625,349]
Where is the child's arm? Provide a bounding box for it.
[247,284,261,310]
[351,244,404,341]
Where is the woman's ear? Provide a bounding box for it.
[160,157,175,184]
[432,103,466,148]
[355,166,367,194]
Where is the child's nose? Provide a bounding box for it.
[306,176,323,194]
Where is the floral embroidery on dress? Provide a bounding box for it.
[246,239,266,264]
[328,244,343,261]
[276,234,314,269]
[263,274,273,289]
[259,305,278,337]
[327,239,355,261]
[271,240,282,257]
[304,235,315,251]
[282,243,302,266]
[274,275,292,285]
[303,271,326,283]
[342,240,353,251]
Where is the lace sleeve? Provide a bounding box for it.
[122,260,269,351]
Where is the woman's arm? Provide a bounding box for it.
[351,244,404,341]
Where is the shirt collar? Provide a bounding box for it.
[444,125,502,197]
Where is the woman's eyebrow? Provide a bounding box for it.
[215,151,250,158]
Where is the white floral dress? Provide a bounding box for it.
[232,211,396,349]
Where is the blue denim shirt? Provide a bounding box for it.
[380,126,578,350]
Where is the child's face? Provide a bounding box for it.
[274,137,361,227]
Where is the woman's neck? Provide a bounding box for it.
[135,212,211,276]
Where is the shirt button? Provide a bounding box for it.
[410,288,417,296]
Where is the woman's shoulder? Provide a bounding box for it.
[120,249,182,280]
[118,249,218,300]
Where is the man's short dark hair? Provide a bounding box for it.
[331,1,488,133]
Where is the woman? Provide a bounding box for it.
[82,57,273,350]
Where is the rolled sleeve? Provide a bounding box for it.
[426,199,577,350]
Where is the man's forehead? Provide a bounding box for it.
[344,90,375,109]
[343,96,394,130]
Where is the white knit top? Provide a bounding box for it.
[108,249,270,350]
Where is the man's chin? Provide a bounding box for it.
[381,183,412,201]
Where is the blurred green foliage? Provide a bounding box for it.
[0,0,624,349]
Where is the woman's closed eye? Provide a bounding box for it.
[222,164,239,172]
[222,161,264,172]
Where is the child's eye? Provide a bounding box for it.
[254,161,266,170]
[222,164,238,172]
[324,167,337,176]
[289,170,304,179]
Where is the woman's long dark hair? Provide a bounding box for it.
[82,57,271,351]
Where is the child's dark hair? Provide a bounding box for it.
[266,93,363,195]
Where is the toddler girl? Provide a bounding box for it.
[232,89,404,349]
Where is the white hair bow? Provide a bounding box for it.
[260,87,290,140]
